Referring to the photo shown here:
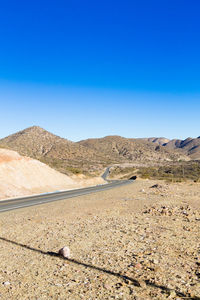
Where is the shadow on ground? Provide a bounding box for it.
[0,236,199,299]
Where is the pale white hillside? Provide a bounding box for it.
[0,149,105,200]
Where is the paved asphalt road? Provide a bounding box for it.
[101,167,111,181]
[0,168,133,213]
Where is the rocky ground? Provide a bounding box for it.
[0,179,200,299]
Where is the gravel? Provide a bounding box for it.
[0,179,199,299]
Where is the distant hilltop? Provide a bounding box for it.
[141,136,200,159]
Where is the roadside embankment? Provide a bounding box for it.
[0,148,105,200]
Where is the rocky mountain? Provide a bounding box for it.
[145,136,200,159]
[140,137,170,145]
[0,126,114,174]
[78,135,186,165]
[0,127,192,176]
[165,137,200,159]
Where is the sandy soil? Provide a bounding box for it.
[0,179,200,299]
[0,149,105,200]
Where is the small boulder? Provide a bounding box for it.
[58,246,70,258]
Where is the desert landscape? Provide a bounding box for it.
[0,178,200,299]
[0,127,199,299]
[0,126,193,176]
[1,2,200,299]
[0,127,200,298]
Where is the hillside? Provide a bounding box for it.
[141,137,170,145]
[165,137,200,159]
[78,135,186,165]
[0,148,78,199]
[145,136,200,159]
[0,127,191,176]
[0,148,105,200]
[0,126,115,174]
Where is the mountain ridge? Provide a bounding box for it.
[1,126,198,176]
[0,126,114,174]
[144,135,200,159]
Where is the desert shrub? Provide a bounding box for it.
[65,167,82,174]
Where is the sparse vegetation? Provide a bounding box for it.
[138,161,200,182]
[0,126,115,176]
[1,126,199,179]
[65,166,82,174]
[109,161,200,182]
[109,166,137,179]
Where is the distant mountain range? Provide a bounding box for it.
[78,135,185,163]
[0,126,198,175]
[141,136,200,159]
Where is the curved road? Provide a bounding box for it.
[0,168,133,213]
[101,167,111,181]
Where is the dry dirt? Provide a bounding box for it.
[0,148,105,200]
[0,179,200,299]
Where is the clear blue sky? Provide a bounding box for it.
[0,0,200,141]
